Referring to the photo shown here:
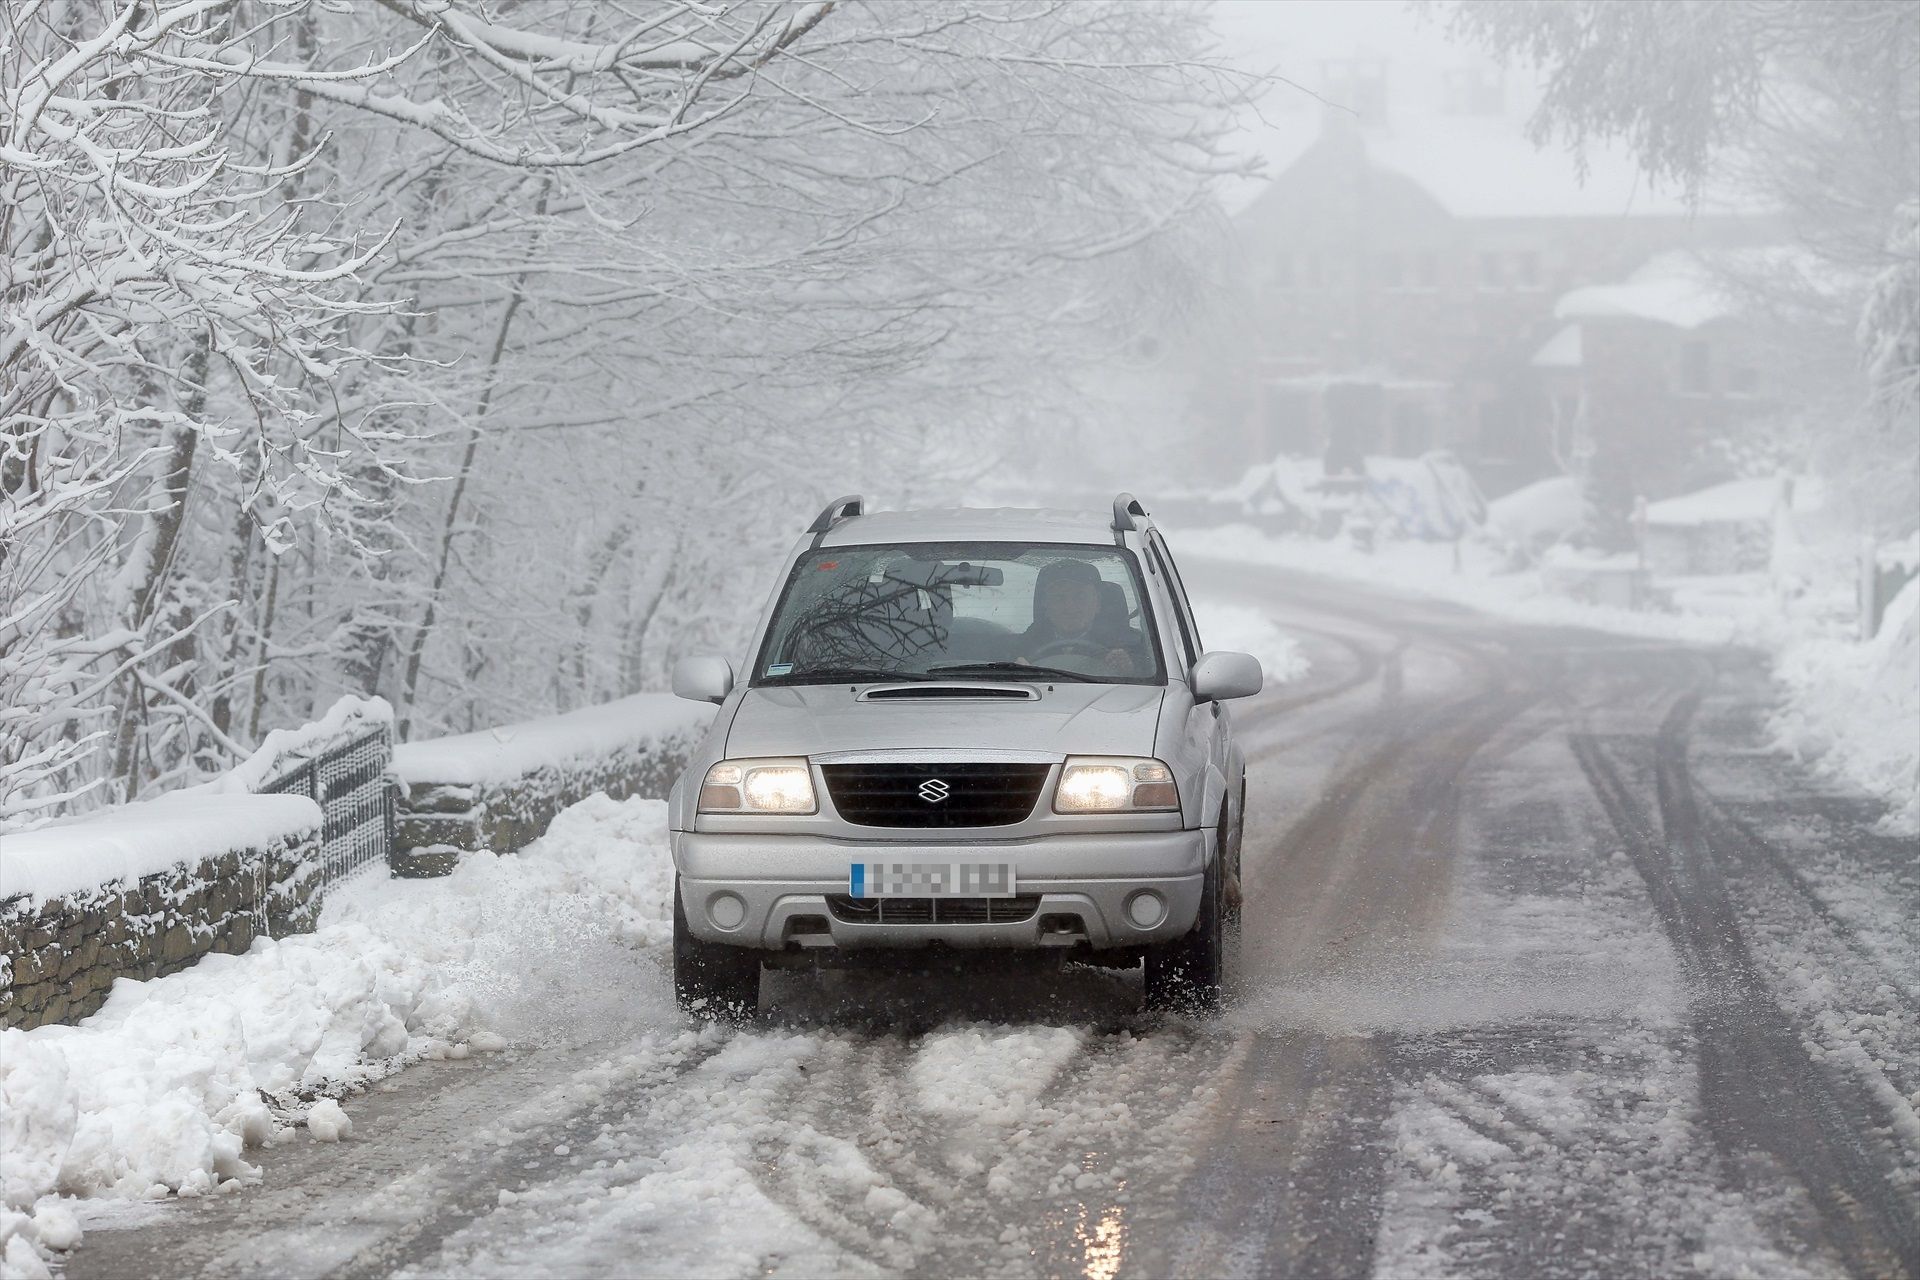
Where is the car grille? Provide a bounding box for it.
[826,896,1043,925]
[821,761,1051,828]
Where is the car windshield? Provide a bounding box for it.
[753,541,1163,686]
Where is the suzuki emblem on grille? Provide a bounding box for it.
[918,778,951,803]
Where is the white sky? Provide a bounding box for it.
[1195,1,1709,218]
[1207,0,1467,71]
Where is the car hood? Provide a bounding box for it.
[724,682,1165,759]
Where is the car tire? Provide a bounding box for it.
[673,877,761,1021]
[1145,841,1226,1014]
[1225,779,1247,927]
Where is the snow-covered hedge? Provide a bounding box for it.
[390,693,712,870]
[0,794,322,1031]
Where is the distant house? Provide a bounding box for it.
[1213,58,1773,496]
[1642,476,1791,575]
[1538,251,1787,512]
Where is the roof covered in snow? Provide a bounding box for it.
[1556,252,1738,330]
[1555,246,1836,331]
[1644,477,1789,526]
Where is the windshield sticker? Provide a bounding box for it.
[766,662,794,676]
[816,560,839,571]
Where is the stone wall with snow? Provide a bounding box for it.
[391,692,712,872]
[0,794,323,1030]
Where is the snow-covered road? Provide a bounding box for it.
[59,565,1920,1279]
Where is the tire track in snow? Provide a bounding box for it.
[1696,792,1920,1011]
[382,1030,894,1279]
[1171,604,1543,1278]
[1234,623,1387,722]
[1572,692,1920,1278]
[984,1023,1237,1280]
[734,1034,921,1273]
[62,1031,736,1280]
[731,1020,1238,1279]
[331,1032,734,1280]
[1142,1029,1393,1279]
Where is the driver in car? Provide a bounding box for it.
[1017,559,1143,676]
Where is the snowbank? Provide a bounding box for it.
[0,793,677,1276]
[1171,523,1742,646]
[1772,577,1920,832]
[1485,475,1586,551]
[392,693,709,789]
[1190,599,1310,686]
[0,793,319,908]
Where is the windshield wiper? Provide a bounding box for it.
[925,661,1093,683]
[766,666,931,684]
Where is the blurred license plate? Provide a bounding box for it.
[849,862,1016,898]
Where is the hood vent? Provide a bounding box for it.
[858,682,1038,702]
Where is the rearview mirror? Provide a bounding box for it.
[1190,650,1263,702]
[943,562,1004,588]
[887,561,1005,588]
[672,654,734,704]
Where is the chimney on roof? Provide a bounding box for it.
[1319,55,1388,132]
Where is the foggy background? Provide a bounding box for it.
[4,0,1915,823]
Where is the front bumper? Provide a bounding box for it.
[674,828,1209,951]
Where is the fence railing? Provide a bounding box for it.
[257,721,395,895]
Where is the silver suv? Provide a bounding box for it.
[667,495,1262,1016]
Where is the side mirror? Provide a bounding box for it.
[672,654,735,704]
[1190,650,1263,702]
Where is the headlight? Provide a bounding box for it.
[698,758,817,814]
[1053,757,1180,814]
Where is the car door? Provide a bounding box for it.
[1146,530,1234,837]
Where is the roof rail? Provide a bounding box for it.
[806,494,864,537]
[1111,492,1149,533]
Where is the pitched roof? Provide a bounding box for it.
[1556,252,1737,329]
[1530,323,1583,368]
[1645,477,1787,526]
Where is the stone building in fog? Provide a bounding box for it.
[1536,249,1799,536]
[1216,56,1775,497]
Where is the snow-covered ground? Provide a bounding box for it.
[0,620,1314,1279]
[0,794,678,1278]
[0,790,1236,1280]
[1173,525,1744,645]
[6,574,1912,1279]
[1171,524,1919,833]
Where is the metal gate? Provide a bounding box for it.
[259,722,394,892]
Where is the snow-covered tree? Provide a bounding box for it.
[2,0,1252,824]
[1,0,398,818]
